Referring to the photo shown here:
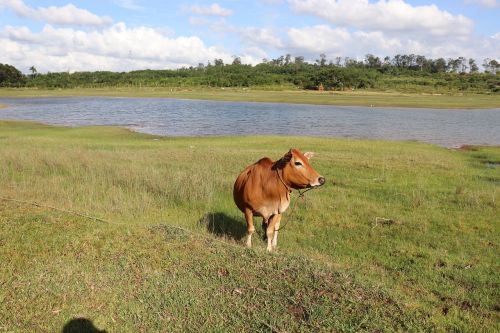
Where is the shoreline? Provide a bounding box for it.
[1,119,498,149]
[1,87,499,109]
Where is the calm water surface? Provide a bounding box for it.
[0,97,499,147]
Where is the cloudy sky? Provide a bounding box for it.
[0,0,498,73]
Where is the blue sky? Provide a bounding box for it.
[0,0,498,72]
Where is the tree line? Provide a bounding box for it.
[1,54,499,93]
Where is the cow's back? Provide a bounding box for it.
[233,157,274,213]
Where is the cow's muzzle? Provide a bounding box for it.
[309,176,325,188]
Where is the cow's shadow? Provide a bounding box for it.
[199,212,247,241]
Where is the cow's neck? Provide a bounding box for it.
[273,168,290,214]
[275,167,292,193]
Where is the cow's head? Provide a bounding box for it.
[278,149,325,189]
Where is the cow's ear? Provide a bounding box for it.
[282,149,293,163]
[304,152,314,160]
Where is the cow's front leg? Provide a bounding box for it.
[271,213,282,250]
[266,214,280,252]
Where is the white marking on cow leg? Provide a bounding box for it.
[272,214,281,250]
[266,223,274,252]
[246,232,253,248]
[244,209,254,248]
[266,214,280,252]
[267,236,273,252]
[271,230,278,248]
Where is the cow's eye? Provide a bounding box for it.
[294,161,303,167]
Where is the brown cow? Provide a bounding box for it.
[233,149,325,252]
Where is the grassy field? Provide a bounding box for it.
[0,121,499,332]
[1,87,499,108]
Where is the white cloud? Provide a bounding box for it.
[464,0,498,8]
[289,0,473,37]
[241,46,269,61]
[236,27,284,48]
[0,23,233,72]
[285,1,498,62]
[285,24,500,61]
[198,17,284,50]
[287,25,404,58]
[187,3,233,16]
[0,0,113,26]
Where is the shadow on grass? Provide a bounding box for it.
[62,318,106,333]
[199,212,247,241]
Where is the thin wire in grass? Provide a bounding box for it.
[0,195,244,248]
[0,195,318,252]
[0,195,114,224]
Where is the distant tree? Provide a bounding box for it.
[232,57,242,65]
[335,56,342,67]
[482,58,492,73]
[469,58,479,73]
[0,63,25,86]
[458,57,467,73]
[284,54,292,66]
[488,59,499,74]
[447,58,461,73]
[392,54,403,68]
[271,55,285,66]
[393,54,413,69]
[214,58,224,66]
[382,56,391,69]
[415,55,426,71]
[408,54,417,68]
[433,58,447,72]
[343,57,350,67]
[345,58,362,68]
[29,65,38,78]
[294,56,304,65]
[364,54,381,68]
[316,53,327,66]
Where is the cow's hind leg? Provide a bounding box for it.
[244,209,255,248]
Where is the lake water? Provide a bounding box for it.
[0,96,499,147]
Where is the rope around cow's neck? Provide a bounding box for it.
[274,168,317,232]
[276,167,292,193]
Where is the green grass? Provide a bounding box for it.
[0,121,498,332]
[1,87,499,108]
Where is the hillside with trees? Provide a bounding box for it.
[1,54,499,93]
[0,64,26,87]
